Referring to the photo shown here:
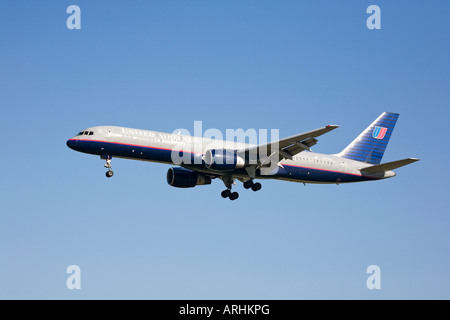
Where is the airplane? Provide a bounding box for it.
[66,112,419,200]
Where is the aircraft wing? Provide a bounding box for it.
[238,125,339,162]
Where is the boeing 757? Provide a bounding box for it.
[66,112,419,200]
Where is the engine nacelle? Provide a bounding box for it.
[203,149,245,171]
[166,167,212,188]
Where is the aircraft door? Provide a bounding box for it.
[339,159,347,173]
[336,159,347,183]
[105,127,114,142]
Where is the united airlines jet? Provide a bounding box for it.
[66,112,419,200]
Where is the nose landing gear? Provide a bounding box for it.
[106,170,114,178]
[102,156,114,178]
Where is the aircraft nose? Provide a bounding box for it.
[66,139,77,150]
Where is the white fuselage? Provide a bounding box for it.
[67,126,394,184]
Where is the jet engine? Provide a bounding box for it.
[203,149,245,171]
[166,167,212,188]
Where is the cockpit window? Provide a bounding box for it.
[76,131,94,136]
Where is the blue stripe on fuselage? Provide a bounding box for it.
[72,139,378,183]
[277,164,377,183]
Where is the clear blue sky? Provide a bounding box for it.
[1,1,449,299]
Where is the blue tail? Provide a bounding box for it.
[338,112,399,165]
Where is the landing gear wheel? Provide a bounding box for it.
[229,192,239,201]
[106,170,114,178]
[221,189,231,198]
[243,180,254,189]
[251,182,262,192]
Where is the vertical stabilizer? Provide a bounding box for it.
[338,112,399,164]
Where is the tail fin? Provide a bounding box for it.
[338,112,399,165]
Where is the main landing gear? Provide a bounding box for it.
[103,156,114,178]
[220,176,262,200]
[221,189,239,201]
[220,175,239,201]
[243,180,262,192]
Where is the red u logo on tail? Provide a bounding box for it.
[373,126,387,139]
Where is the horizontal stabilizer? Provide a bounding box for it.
[359,158,419,173]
